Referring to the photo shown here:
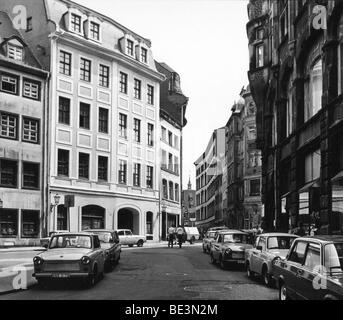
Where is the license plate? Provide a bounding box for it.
[237,260,245,264]
[52,273,70,278]
[232,253,243,259]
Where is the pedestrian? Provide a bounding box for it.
[176,225,184,248]
[168,225,175,248]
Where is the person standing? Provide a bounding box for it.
[176,225,184,248]
[168,225,176,248]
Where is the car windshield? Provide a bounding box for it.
[92,232,112,243]
[267,236,296,250]
[208,232,216,239]
[325,243,343,273]
[223,234,247,244]
[49,235,92,249]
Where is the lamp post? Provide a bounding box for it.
[50,194,61,231]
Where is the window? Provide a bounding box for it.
[305,59,322,121]
[161,126,167,141]
[174,136,179,149]
[146,166,153,189]
[134,78,141,100]
[120,72,128,94]
[257,237,266,251]
[174,157,179,174]
[256,44,264,68]
[141,47,147,63]
[146,212,153,235]
[286,78,294,137]
[169,181,174,201]
[250,179,261,196]
[98,156,108,182]
[26,17,33,32]
[80,58,91,82]
[304,150,321,183]
[289,241,308,264]
[58,97,70,125]
[79,102,90,129]
[0,73,19,95]
[71,13,81,33]
[147,85,154,105]
[57,149,69,177]
[22,162,39,189]
[147,123,154,146]
[118,160,127,184]
[0,159,17,188]
[161,150,167,169]
[8,44,23,61]
[304,243,321,270]
[0,112,18,140]
[175,184,180,202]
[98,108,108,134]
[0,209,18,237]
[99,64,109,88]
[21,210,39,238]
[127,39,134,56]
[57,205,68,230]
[59,51,72,76]
[133,118,141,143]
[133,163,141,187]
[90,22,100,40]
[22,117,39,144]
[168,153,173,171]
[119,113,127,138]
[168,131,173,146]
[79,153,89,179]
[162,179,168,199]
[23,79,40,100]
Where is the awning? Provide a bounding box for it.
[299,179,320,193]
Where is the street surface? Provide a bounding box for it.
[0,243,278,300]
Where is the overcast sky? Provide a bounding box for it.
[77,0,250,189]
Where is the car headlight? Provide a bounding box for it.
[81,256,91,265]
[33,256,43,265]
[272,257,281,265]
[224,249,232,255]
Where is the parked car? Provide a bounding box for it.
[117,229,146,247]
[40,230,69,248]
[184,227,200,244]
[83,229,121,271]
[245,233,298,286]
[203,230,224,253]
[210,230,253,269]
[33,233,106,288]
[273,235,343,300]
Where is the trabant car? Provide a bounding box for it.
[33,233,105,288]
[117,229,146,247]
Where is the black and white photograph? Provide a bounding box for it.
[0,0,342,310]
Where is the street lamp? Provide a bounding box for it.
[50,194,61,231]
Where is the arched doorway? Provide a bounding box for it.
[117,208,140,234]
[82,205,105,230]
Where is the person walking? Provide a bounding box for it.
[168,225,176,248]
[176,225,184,248]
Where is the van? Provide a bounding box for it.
[183,227,200,244]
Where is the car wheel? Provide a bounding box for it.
[219,256,226,270]
[279,282,290,301]
[210,253,216,264]
[262,266,272,287]
[85,266,97,288]
[137,240,144,247]
[246,262,254,279]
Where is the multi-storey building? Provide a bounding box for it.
[0,12,49,245]
[194,127,226,232]
[247,0,343,234]
[1,0,165,240]
[181,179,196,227]
[155,62,188,240]
[241,86,262,230]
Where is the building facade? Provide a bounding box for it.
[181,179,196,227]
[194,127,226,232]
[1,0,165,240]
[247,0,343,234]
[0,12,49,245]
[155,62,188,240]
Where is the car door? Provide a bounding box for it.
[212,235,222,260]
[251,236,266,275]
[297,242,323,300]
[118,230,126,245]
[125,230,133,245]
[112,232,120,260]
[249,236,260,273]
[284,240,308,299]
[93,236,105,272]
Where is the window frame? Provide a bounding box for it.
[133,118,141,143]
[147,84,154,105]
[119,72,128,94]
[58,96,71,125]
[22,116,40,144]
[59,50,72,76]
[22,78,41,101]
[134,78,142,100]
[118,160,127,185]
[98,64,109,88]
[98,155,108,182]
[0,111,19,140]
[80,57,92,83]
[119,113,128,139]
[22,161,40,190]
[0,158,18,188]
[0,72,19,95]
[57,149,70,177]
[70,13,82,33]
[78,152,90,180]
[79,102,91,130]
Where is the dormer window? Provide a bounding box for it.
[71,13,81,33]
[127,40,134,56]
[90,22,100,41]
[141,47,147,63]
[8,44,23,61]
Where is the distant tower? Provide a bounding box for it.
[187,177,192,190]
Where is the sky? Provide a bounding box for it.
[77,0,250,189]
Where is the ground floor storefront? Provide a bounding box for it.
[48,190,161,241]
